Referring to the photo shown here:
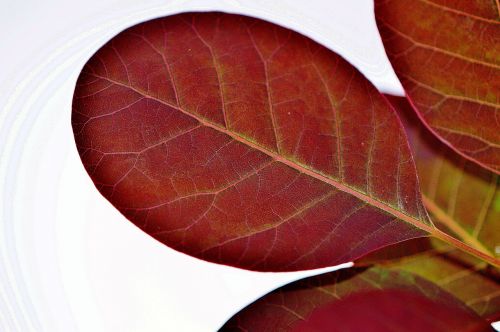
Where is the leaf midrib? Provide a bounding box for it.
[422,194,494,257]
[86,72,433,234]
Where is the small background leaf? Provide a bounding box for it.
[220,263,493,331]
[375,0,500,173]
[359,238,500,322]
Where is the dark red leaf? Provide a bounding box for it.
[293,290,487,332]
[375,0,500,173]
[220,266,493,331]
[72,12,433,271]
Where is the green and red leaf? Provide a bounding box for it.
[359,238,500,322]
[220,262,493,331]
[386,95,499,260]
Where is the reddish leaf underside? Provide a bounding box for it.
[72,12,430,271]
[375,0,500,174]
[220,266,492,332]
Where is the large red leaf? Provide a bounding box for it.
[375,0,500,173]
[73,12,436,271]
[220,265,493,331]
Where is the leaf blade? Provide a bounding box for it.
[72,12,432,271]
[220,263,493,331]
[375,0,500,173]
[359,238,500,322]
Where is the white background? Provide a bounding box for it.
[2,1,489,332]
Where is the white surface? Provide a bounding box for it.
[0,1,412,331]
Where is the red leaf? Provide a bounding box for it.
[375,0,500,174]
[72,12,432,271]
[220,266,493,331]
[293,290,488,332]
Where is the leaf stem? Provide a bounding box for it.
[422,195,494,257]
[429,227,499,268]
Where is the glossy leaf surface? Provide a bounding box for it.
[72,12,431,271]
[375,0,500,173]
[386,95,499,259]
[220,264,492,331]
